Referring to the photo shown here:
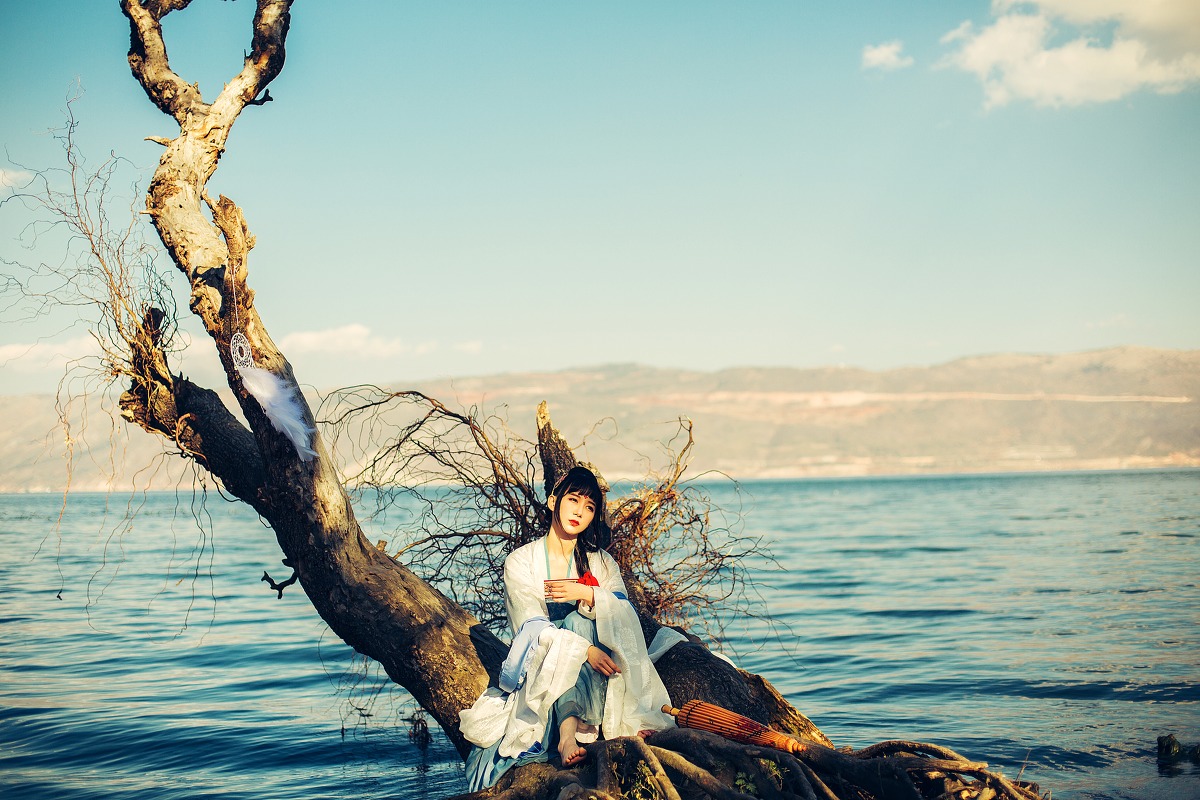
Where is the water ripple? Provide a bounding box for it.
[3,472,1199,800]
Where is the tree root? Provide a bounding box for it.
[447,730,1046,800]
[628,736,684,800]
[648,745,757,800]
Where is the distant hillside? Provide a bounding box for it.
[1,347,1197,492]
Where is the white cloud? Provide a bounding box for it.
[862,41,915,71]
[280,324,426,359]
[942,0,1200,107]
[997,0,1200,56]
[0,335,101,373]
[0,168,34,189]
[454,340,484,355]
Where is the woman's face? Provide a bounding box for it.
[554,490,596,536]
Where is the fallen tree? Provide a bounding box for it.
[3,3,1048,798]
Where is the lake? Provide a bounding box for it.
[1,470,1197,799]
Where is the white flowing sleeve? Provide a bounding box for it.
[497,626,590,757]
[504,542,548,636]
[463,539,593,758]
[594,582,676,736]
[576,549,628,620]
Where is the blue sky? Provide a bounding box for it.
[2,1,1198,394]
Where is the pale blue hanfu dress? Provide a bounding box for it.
[464,539,611,791]
[459,536,676,791]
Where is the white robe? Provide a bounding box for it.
[459,537,678,755]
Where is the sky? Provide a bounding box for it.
[1,0,1198,395]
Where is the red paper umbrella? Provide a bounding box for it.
[662,700,807,755]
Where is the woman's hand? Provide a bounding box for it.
[587,646,620,677]
[544,580,595,607]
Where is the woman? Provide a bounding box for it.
[460,466,677,790]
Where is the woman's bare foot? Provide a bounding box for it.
[558,715,588,766]
[559,739,587,766]
[637,729,655,740]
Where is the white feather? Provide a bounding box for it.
[235,363,318,462]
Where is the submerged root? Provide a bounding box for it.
[445,730,1045,800]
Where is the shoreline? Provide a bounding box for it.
[4,462,1197,495]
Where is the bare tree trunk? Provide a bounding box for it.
[117,0,501,756]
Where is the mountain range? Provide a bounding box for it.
[2,346,1196,492]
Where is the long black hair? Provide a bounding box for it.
[550,465,612,578]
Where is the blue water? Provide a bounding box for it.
[1,471,1197,799]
